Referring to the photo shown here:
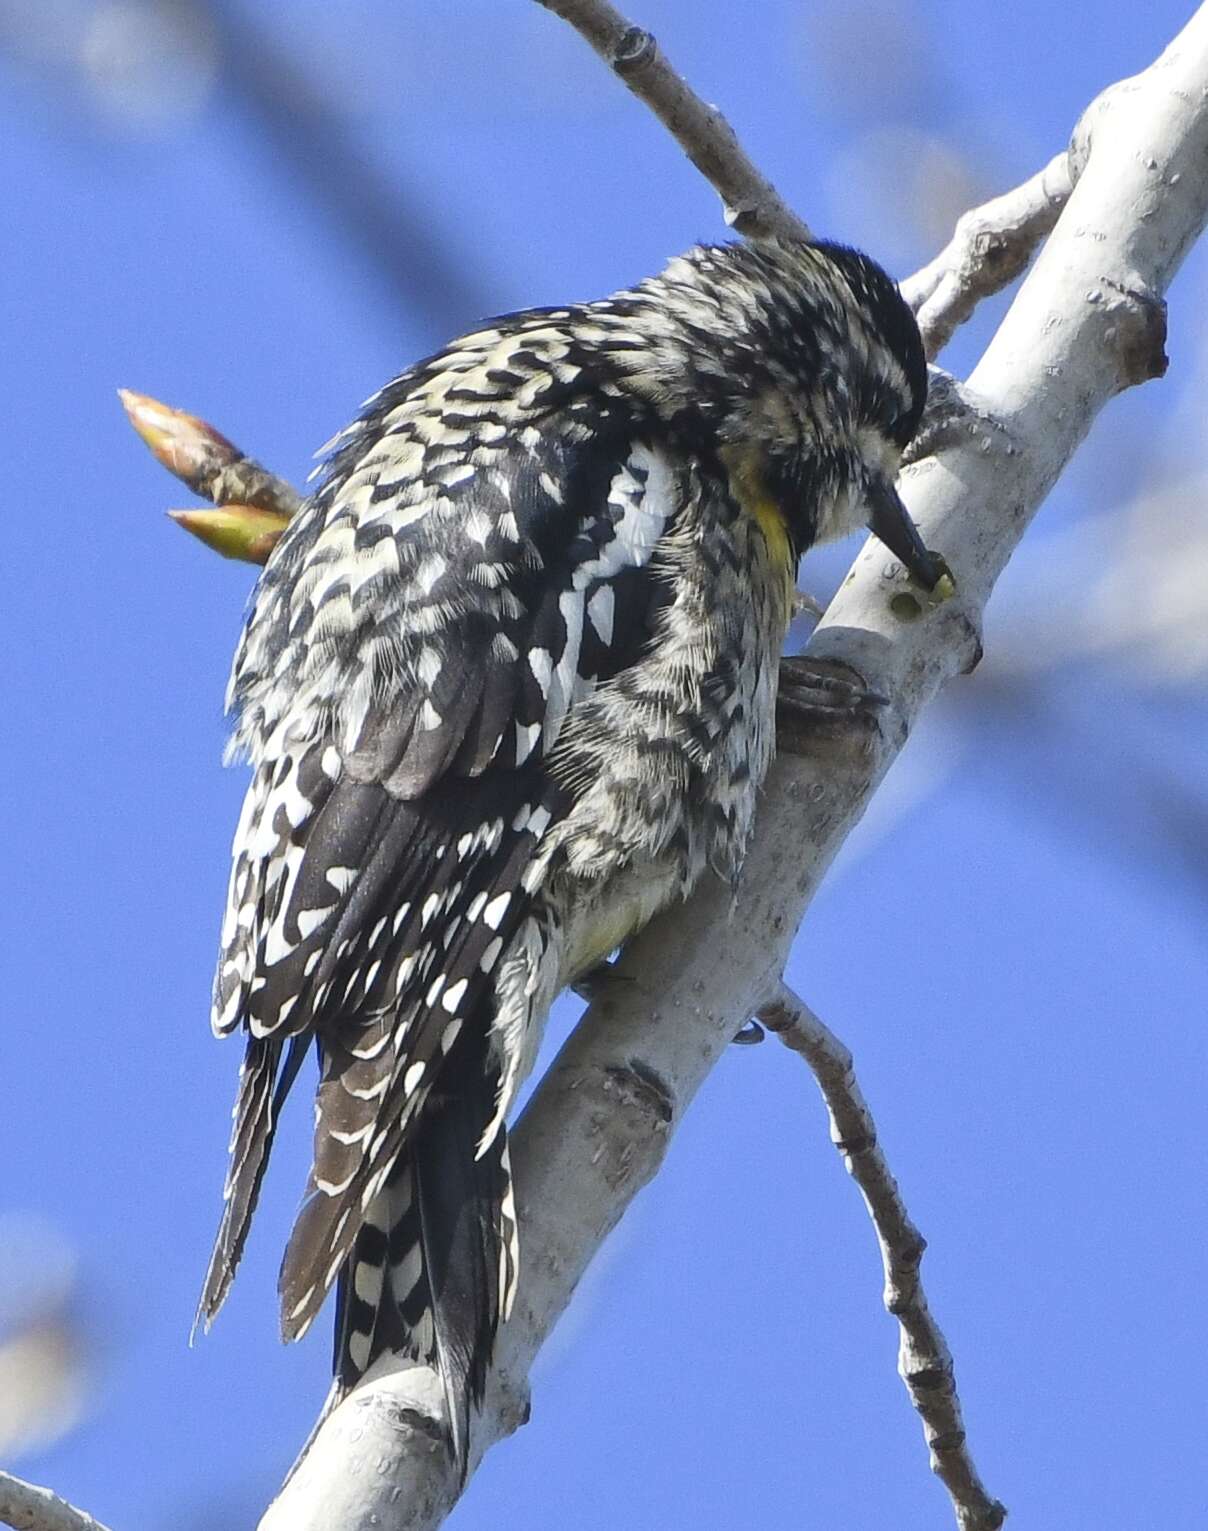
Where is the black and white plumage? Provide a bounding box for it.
[198,238,936,1472]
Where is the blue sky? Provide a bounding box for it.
[4,2,1206,1527]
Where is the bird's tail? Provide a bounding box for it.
[195,1034,307,1336]
[331,1062,519,1478]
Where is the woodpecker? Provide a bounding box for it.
[198,237,938,1472]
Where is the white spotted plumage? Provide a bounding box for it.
[199,236,931,1476]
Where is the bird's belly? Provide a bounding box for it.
[559,859,683,984]
[544,507,790,987]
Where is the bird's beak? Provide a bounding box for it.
[866,475,941,590]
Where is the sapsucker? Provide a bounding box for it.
[198,237,938,1471]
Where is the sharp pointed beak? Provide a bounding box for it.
[866,475,941,590]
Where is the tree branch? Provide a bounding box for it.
[538,0,1074,356]
[900,152,1074,358]
[759,985,1005,1531]
[0,1472,113,1531]
[255,6,1208,1523]
[535,0,810,241]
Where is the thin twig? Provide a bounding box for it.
[120,389,299,562]
[0,1472,113,1531]
[759,985,1006,1531]
[901,152,1074,358]
[118,389,301,518]
[534,0,809,241]
[537,1,1071,352]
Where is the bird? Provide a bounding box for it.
[197,235,939,1474]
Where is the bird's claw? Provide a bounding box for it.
[903,368,1012,465]
[572,959,632,1002]
[777,655,888,714]
[775,656,889,753]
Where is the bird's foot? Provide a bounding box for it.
[572,958,632,1003]
[903,368,1012,465]
[776,655,888,753]
[776,655,888,754]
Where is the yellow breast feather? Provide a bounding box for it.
[718,442,797,604]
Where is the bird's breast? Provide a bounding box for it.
[717,441,798,609]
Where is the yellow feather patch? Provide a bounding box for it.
[719,443,796,593]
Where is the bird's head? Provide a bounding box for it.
[615,238,940,587]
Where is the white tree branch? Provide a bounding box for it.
[900,151,1074,358]
[257,6,1208,1527]
[758,985,1004,1531]
[0,1472,113,1531]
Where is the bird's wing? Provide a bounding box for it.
[201,318,693,1334]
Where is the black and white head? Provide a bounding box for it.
[614,237,938,585]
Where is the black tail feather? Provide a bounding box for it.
[414,1081,509,1475]
[332,1055,512,1480]
[197,1034,308,1333]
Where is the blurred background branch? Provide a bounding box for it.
[0,1469,112,1531]
[0,0,492,330]
[0,1219,89,1467]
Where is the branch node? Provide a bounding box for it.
[907,1363,955,1393]
[493,1369,533,1438]
[603,1057,675,1125]
[613,24,656,73]
[1100,277,1168,388]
